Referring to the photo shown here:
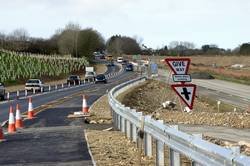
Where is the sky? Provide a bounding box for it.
[0,0,250,49]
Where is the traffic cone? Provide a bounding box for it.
[8,106,16,133]
[15,104,23,128]
[82,95,89,113]
[0,125,4,140]
[27,97,34,119]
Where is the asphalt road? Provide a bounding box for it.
[0,63,118,123]
[2,61,116,102]
[157,69,250,109]
[0,64,137,165]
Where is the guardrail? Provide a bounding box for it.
[108,76,250,166]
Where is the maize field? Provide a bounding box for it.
[0,50,89,83]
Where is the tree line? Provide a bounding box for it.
[154,41,250,56]
[0,23,142,59]
[1,23,250,57]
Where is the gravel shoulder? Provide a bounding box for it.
[86,95,155,165]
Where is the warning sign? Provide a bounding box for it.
[171,84,196,109]
[164,58,190,75]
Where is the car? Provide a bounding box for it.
[0,82,5,100]
[99,55,105,59]
[125,63,133,71]
[122,59,128,65]
[117,57,123,63]
[67,75,81,84]
[107,61,115,67]
[25,79,43,92]
[95,74,107,84]
[85,71,96,80]
[105,55,113,61]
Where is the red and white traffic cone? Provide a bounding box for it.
[27,97,34,119]
[8,106,16,133]
[15,104,23,128]
[82,95,89,113]
[0,125,4,141]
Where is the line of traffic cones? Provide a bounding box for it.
[1,97,34,141]
[8,103,25,133]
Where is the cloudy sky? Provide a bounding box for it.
[0,0,249,49]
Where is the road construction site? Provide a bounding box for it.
[1,59,250,165]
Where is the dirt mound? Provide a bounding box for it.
[120,79,250,129]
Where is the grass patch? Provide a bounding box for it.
[212,73,250,85]
[198,95,244,113]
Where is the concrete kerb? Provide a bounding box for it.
[85,94,109,165]
[84,132,97,166]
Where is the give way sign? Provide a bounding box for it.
[171,84,196,109]
[164,58,190,75]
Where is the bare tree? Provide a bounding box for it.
[57,22,81,56]
[10,28,29,41]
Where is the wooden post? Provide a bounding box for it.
[137,116,145,166]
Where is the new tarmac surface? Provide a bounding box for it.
[0,63,117,123]
[0,65,137,165]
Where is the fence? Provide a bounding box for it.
[108,76,250,166]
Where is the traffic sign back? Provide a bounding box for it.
[171,84,196,109]
[164,58,190,75]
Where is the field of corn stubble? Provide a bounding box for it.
[0,50,89,83]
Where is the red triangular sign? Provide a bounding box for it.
[164,58,190,74]
[171,84,196,109]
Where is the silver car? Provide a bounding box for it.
[25,79,44,92]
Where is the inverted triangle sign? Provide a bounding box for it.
[164,58,190,74]
[171,84,196,109]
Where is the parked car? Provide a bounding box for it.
[125,63,133,71]
[0,82,5,100]
[25,79,43,92]
[107,61,115,67]
[85,71,96,80]
[95,74,107,84]
[67,75,81,84]
[117,56,123,63]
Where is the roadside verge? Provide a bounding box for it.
[85,95,155,165]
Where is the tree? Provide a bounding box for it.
[201,45,210,53]
[239,43,250,55]
[10,28,29,41]
[77,28,105,59]
[57,23,81,56]
[106,35,123,55]
[168,41,195,56]
[106,35,141,56]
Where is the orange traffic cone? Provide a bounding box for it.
[0,125,4,140]
[8,106,16,133]
[82,95,89,113]
[15,104,24,128]
[27,97,34,119]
